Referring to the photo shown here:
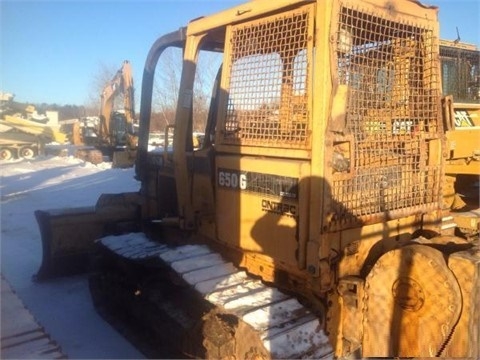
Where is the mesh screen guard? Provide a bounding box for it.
[329,4,442,229]
[221,8,312,148]
[219,2,442,230]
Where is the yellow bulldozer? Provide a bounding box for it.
[439,39,480,239]
[34,0,479,358]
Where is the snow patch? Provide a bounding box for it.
[1,156,143,359]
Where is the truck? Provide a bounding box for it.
[0,93,66,160]
[0,124,43,160]
[73,61,138,167]
[34,0,479,358]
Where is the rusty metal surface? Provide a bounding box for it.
[329,3,442,229]
[363,245,462,357]
[222,6,312,148]
[447,249,480,358]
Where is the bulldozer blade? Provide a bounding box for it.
[34,192,141,281]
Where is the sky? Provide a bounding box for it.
[1,0,479,106]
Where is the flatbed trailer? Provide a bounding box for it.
[0,131,42,160]
[0,115,66,160]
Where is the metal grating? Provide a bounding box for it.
[222,9,311,148]
[329,5,442,229]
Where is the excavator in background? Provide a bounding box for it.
[34,0,479,358]
[73,60,138,167]
[439,39,480,240]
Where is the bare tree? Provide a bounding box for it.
[84,61,126,116]
[152,48,222,133]
[193,51,222,132]
[152,48,183,132]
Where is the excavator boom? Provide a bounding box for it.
[75,60,138,167]
[99,60,136,143]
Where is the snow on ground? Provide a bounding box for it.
[0,155,144,359]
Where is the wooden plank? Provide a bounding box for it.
[1,277,66,359]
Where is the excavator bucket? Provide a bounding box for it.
[34,192,141,281]
[112,149,137,168]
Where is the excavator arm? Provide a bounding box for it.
[99,60,136,146]
[76,60,138,167]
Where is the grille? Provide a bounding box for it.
[329,5,442,229]
[222,9,311,148]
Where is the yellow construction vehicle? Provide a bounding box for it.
[440,40,480,239]
[0,115,67,160]
[73,60,138,167]
[0,93,66,160]
[35,0,479,358]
